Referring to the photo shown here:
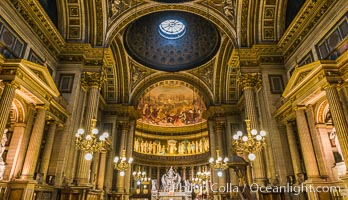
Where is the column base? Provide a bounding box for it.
[6,179,36,200]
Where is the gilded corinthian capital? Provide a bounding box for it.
[81,71,106,88]
[237,73,262,89]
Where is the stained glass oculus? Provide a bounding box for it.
[158,20,186,39]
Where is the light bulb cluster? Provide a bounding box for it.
[209,149,229,176]
[132,167,151,184]
[114,149,133,176]
[193,169,210,184]
[232,119,266,161]
[75,118,111,160]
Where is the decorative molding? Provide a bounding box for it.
[279,0,338,60]
[10,0,65,56]
[237,72,262,89]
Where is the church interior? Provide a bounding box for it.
[0,0,347,199]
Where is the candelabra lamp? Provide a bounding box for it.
[209,149,229,177]
[232,119,266,161]
[75,118,111,160]
[114,149,133,176]
[133,166,151,185]
[193,168,210,185]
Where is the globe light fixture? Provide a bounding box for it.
[75,118,111,160]
[209,149,228,176]
[114,149,133,176]
[232,119,266,161]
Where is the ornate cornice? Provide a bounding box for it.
[278,0,338,60]
[10,0,65,56]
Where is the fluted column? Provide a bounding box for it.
[97,152,107,190]
[0,81,20,137]
[14,105,35,178]
[285,121,302,176]
[39,120,57,183]
[294,107,320,178]
[90,153,100,187]
[4,123,26,180]
[214,121,226,187]
[116,121,129,193]
[238,73,266,184]
[21,106,47,179]
[324,85,348,169]
[306,105,329,177]
[76,72,101,185]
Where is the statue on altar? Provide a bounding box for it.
[161,167,181,192]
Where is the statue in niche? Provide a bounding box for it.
[0,129,8,162]
[152,143,157,154]
[157,141,161,153]
[195,141,199,154]
[148,141,153,154]
[134,138,139,152]
[140,140,145,153]
[204,138,209,152]
[187,142,192,154]
[191,141,196,154]
[178,143,184,154]
[145,141,149,153]
[199,139,203,153]
[0,129,7,180]
[168,140,177,154]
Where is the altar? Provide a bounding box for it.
[151,167,192,200]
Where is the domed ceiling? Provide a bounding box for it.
[137,81,206,127]
[124,11,220,72]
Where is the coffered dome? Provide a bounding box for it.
[124,11,220,72]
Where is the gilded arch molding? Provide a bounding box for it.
[106,3,238,46]
[129,73,214,107]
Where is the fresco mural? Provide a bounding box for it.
[137,84,206,127]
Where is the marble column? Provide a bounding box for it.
[76,81,100,185]
[324,85,348,169]
[90,153,100,187]
[182,167,187,180]
[21,106,47,179]
[284,121,302,176]
[39,120,57,183]
[157,167,160,185]
[239,73,266,184]
[306,105,329,177]
[116,121,129,193]
[214,121,226,187]
[14,105,35,178]
[4,123,26,180]
[97,152,107,190]
[0,81,19,137]
[294,107,320,178]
